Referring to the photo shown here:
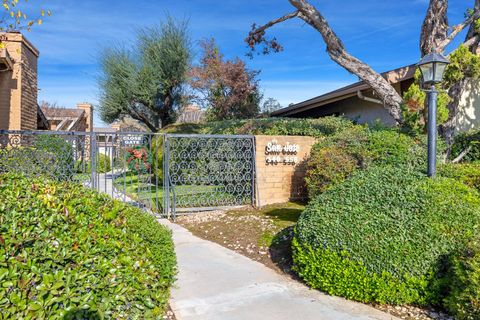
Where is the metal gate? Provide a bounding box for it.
[0,130,256,219]
[163,134,256,218]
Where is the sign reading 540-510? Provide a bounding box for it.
[265,139,300,165]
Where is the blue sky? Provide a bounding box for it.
[23,0,472,126]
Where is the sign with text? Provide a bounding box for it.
[265,139,300,165]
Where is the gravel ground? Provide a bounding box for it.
[176,208,454,320]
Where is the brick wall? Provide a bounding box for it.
[255,135,316,207]
[0,32,39,130]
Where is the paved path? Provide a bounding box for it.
[159,219,399,320]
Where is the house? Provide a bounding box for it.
[41,103,93,132]
[272,64,480,133]
[0,32,42,130]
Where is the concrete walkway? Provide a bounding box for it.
[159,219,399,320]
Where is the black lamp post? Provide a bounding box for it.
[417,52,450,177]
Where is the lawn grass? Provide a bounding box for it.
[113,171,247,212]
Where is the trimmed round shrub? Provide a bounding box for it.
[439,162,480,192]
[0,174,175,319]
[305,127,427,198]
[293,165,480,305]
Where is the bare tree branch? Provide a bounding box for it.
[452,146,472,163]
[464,34,480,49]
[438,8,480,52]
[420,0,449,56]
[246,11,299,44]
[287,0,404,123]
[465,0,480,52]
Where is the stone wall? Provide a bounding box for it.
[0,32,39,130]
[255,135,316,207]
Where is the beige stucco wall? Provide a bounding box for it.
[0,32,39,130]
[255,135,316,207]
[454,79,480,133]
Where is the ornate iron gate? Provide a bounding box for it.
[163,134,256,218]
[0,131,256,219]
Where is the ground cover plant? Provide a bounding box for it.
[293,165,480,316]
[0,173,176,319]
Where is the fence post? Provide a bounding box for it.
[90,132,97,190]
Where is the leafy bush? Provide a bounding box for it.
[125,146,152,173]
[163,116,354,137]
[439,162,480,191]
[305,127,427,198]
[293,165,480,305]
[0,174,175,319]
[151,136,164,179]
[75,153,112,174]
[451,129,480,163]
[0,135,75,181]
[443,241,480,320]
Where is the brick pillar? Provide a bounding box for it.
[255,135,316,207]
[0,32,39,130]
[77,103,93,132]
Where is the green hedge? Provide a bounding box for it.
[163,116,354,137]
[439,162,480,192]
[443,241,480,319]
[305,127,428,199]
[293,165,480,306]
[451,129,480,162]
[0,174,175,319]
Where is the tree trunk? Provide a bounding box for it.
[288,0,404,123]
[440,0,479,147]
[466,0,480,53]
[420,0,449,56]
[440,78,467,149]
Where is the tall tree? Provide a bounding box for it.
[98,18,191,131]
[246,0,480,131]
[190,39,261,121]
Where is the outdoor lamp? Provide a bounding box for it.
[417,52,450,85]
[416,51,450,177]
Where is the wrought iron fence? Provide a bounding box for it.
[0,130,256,219]
[164,134,256,217]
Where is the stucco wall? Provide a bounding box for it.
[255,135,316,207]
[290,95,397,127]
[455,79,480,133]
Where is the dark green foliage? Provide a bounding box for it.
[162,116,354,137]
[0,135,75,181]
[443,241,480,320]
[125,146,152,173]
[75,153,112,174]
[451,129,480,163]
[305,127,427,198]
[294,166,480,305]
[0,174,176,319]
[439,162,480,191]
[98,17,191,131]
